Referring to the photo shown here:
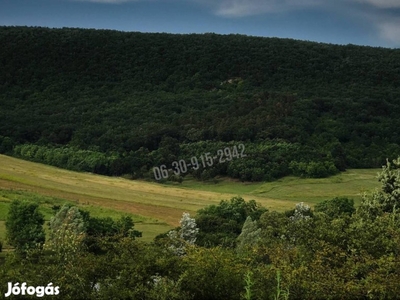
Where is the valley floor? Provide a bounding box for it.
[0,154,380,243]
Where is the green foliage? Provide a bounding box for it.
[79,210,142,253]
[289,160,339,178]
[195,197,267,248]
[274,270,289,300]
[242,271,254,300]
[236,216,261,255]
[5,200,45,252]
[259,211,290,249]
[46,204,86,262]
[358,157,400,219]
[180,246,246,300]
[49,204,85,237]
[14,144,117,175]
[146,275,193,300]
[0,136,14,154]
[85,239,189,299]
[314,197,355,219]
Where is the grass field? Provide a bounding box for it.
[0,154,382,244]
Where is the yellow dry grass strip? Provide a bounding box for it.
[0,178,184,226]
[0,155,287,226]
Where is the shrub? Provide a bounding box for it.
[289,160,338,178]
[315,197,355,219]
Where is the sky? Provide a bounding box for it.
[0,0,400,48]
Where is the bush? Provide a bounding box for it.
[5,200,45,252]
[170,174,183,183]
[0,136,14,154]
[289,160,338,178]
[315,197,355,219]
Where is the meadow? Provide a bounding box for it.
[0,154,381,245]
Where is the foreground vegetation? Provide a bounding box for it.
[1,158,400,299]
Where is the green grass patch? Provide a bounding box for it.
[0,221,6,246]
[0,202,10,220]
[163,169,380,207]
[249,169,380,205]
[164,175,263,194]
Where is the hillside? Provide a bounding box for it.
[1,26,400,182]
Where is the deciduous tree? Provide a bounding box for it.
[5,200,45,252]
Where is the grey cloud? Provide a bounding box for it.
[194,0,400,17]
[354,0,400,8]
[199,0,400,45]
[196,0,322,17]
[378,20,400,43]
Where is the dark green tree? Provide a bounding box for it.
[195,196,266,247]
[5,200,45,252]
[78,210,142,253]
[314,197,355,219]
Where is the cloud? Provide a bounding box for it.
[349,2,400,45]
[377,20,400,44]
[202,0,400,45]
[197,0,400,19]
[71,0,321,14]
[215,1,277,17]
[215,0,286,17]
[354,0,400,9]
[200,0,322,17]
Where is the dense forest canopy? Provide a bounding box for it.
[1,26,400,181]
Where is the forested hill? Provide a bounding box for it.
[1,26,400,182]
[2,26,399,95]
